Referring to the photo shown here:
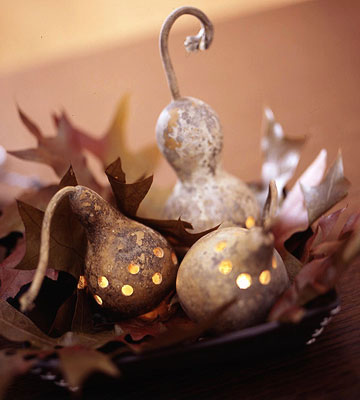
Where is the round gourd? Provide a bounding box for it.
[176,226,289,333]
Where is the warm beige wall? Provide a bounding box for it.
[0,0,308,74]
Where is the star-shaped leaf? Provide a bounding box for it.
[15,167,86,279]
[9,107,101,192]
[53,95,161,182]
[105,158,218,249]
[301,151,350,225]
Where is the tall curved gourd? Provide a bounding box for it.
[156,7,260,232]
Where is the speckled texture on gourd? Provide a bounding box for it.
[176,226,289,333]
[69,186,178,317]
[156,97,260,232]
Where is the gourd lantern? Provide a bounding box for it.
[156,6,260,232]
[20,185,178,317]
[176,182,290,333]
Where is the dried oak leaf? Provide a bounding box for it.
[105,157,153,217]
[269,213,360,322]
[116,319,167,342]
[105,157,218,248]
[140,299,236,353]
[16,167,87,280]
[301,151,350,226]
[0,300,56,348]
[0,238,57,301]
[253,107,306,207]
[53,95,161,182]
[0,299,116,351]
[301,207,346,263]
[273,149,328,248]
[58,346,119,389]
[8,107,101,192]
[0,185,58,239]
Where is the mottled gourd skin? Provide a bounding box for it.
[69,186,178,318]
[156,97,260,232]
[176,227,289,333]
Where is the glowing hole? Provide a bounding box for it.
[94,294,103,305]
[215,241,227,252]
[128,263,140,274]
[77,275,87,290]
[121,285,134,296]
[259,270,271,285]
[236,273,252,289]
[152,272,163,285]
[153,247,164,258]
[272,255,277,269]
[171,252,178,265]
[98,276,109,288]
[245,216,255,229]
[218,260,232,275]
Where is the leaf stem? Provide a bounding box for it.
[160,6,214,100]
[19,186,77,312]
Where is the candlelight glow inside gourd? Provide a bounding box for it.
[176,226,289,333]
[19,185,178,318]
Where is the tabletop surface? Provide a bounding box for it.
[2,0,360,398]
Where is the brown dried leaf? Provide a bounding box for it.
[58,330,117,349]
[301,152,350,225]
[53,95,161,182]
[100,95,161,180]
[58,346,119,389]
[0,300,56,348]
[141,298,236,353]
[269,215,360,322]
[0,238,57,301]
[116,319,167,342]
[0,185,58,239]
[16,167,86,279]
[105,157,216,248]
[273,149,328,248]
[9,107,101,191]
[105,158,153,217]
[262,180,278,231]
[71,289,94,333]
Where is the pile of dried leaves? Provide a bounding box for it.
[0,101,359,396]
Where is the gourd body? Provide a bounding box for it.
[69,186,178,317]
[176,226,289,333]
[156,97,259,232]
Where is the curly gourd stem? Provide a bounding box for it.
[160,6,214,101]
[19,186,77,312]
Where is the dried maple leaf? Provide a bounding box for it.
[53,95,161,182]
[272,149,328,247]
[253,107,306,207]
[105,157,218,249]
[269,213,360,322]
[301,151,350,225]
[58,346,119,389]
[0,300,57,348]
[0,185,58,239]
[8,107,101,192]
[116,319,167,342]
[0,238,57,301]
[16,167,87,279]
[301,208,346,263]
[105,158,153,217]
[141,298,236,353]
